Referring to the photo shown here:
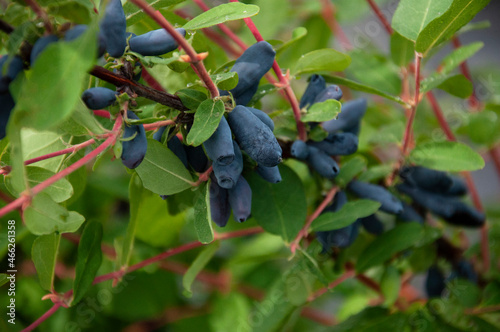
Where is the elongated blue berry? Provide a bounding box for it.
[168,135,188,168]
[256,165,282,183]
[65,24,106,57]
[121,110,147,169]
[425,266,446,298]
[227,105,282,167]
[153,125,167,142]
[360,214,384,235]
[209,176,231,227]
[446,176,467,196]
[203,116,234,165]
[130,28,185,56]
[81,87,117,110]
[0,92,15,139]
[291,140,309,160]
[185,145,209,172]
[396,182,485,227]
[452,260,478,283]
[306,146,339,179]
[313,85,343,103]
[348,180,403,214]
[308,132,358,156]
[247,107,274,131]
[227,41,275,105]
[30,35,59,64]
[322,98,367,133]
[300,74,326,109]
[228,175,252,222]
[0,56,23,82]
[213,141,243,189]
[100,0,127,58]
[400,166,453,193]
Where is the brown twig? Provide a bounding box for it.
[24,0,53,34]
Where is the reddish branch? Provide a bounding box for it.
[22,303,62,332]
[24,0,53,34]
[451,36,480,109]
[290,186,338,254]
[24,138,99,166]
[402,53,422,156]
[128,0,219,98]
[320,0,353,51]
[308,268,355,301]
[0,114,123,218]
[140,66,166,91]
[365,0,393,35]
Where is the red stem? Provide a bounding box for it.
[229,0,306,140]
[0,115,123,218]
[489,146,500,180]
[451,36,480,109]
[24,138,97,166]
[290,187,338,254]
[401,53,422,156]
[426,91,456,140]
[24,0,53,34]
[320,0,353,51]
[366,0,393,35]
[128,1,219,98]
[93,110,111,119]
[21,303,62,332]
[192,0,248,50]
[143,120,176,131]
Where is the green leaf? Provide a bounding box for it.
[186,99,225,147]
[409,141,485,172]
[56,100,106,136]
[436,74,473,98]
[457,20,491,35]
[358,164,395,183]
[123,0,187,26]
[323,75,406,106]
[301,99,341,122]
[440,42,484,74]
[390,32,415,67]
[193,182,214,244]
[275,27,307,56]
[0,274,7,287]
[335,156,367,187]
[6,21,41,54]
[176,89,208,111]
[330,307,407,331]
[294,49,351,75]
[182,242,219,296]
[312,200,381,232]
[31,234,60,291]
[47,1,91,24]
[357,223,424,272]
[466,111,500,146]
[24,193,85,235]
[248,165,307,243]
[182,3,260,30]
[5,166,73,203]
[11,23,97,130]
[211,72,239,91]
[392,0,453,41]
[21,128,68,172]
[210,293,251,332]
[135,139,194,195]
[284,267,312,306]
[380,266,401,306]
[421,74,473,98]
[416,0,491,56]
[122,173,141,268]
[72,221,103,305]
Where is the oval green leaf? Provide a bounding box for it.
[312,199,381,232]
[301,99,341,122]
[183,3,260,30]
[186,99,225,147]
[294,49,351,75]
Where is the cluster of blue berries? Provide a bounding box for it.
[0,56,23,139]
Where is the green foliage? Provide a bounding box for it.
[31,233,60,291]
[186,99,225,146]
[312,200,381,232]
[301,99,341,122]
[193,181,214,244]
[182,3,260,30]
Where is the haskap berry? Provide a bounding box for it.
[203,116,235,166]
[300,74,326,109]
[209,175,231,227]
[425,266,446,298]
[256,165,282,184]
[322,98,367,134]
[348,180,403,215]
[121,110,147,169]
[227,105,282,167]
[221,41,276,106]
[359,214,384,235]
[81,87,118,110]
[129,28,186,56]
[227,175,252,223]
[291,140,310,160]
[307,132,359,156]
[247,107,274,131]
[0,56,24,139]
[313,85,343,103]
[397,201,424,223]
[100,0,127,58]
[306,146,339,179]
[30,35,59,64]
[212,140,243,189]
[185,145,209,173]
[65,24,106,57]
